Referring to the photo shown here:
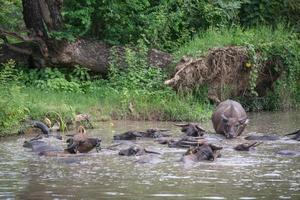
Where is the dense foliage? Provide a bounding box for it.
[0,0,23,31]
[59,0,300,51]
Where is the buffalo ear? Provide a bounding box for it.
[239,116,248,125]
[196,125,205,132]
[221,114,228,123]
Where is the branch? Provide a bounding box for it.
[0,35,32,55]
[4,44,32,56]
[0,28,48,57]
[0,28,32,42]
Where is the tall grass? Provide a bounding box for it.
[174,24,296,60]
[0,85,212,135]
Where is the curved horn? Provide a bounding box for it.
[221,114,228,123]
[32,121,50,135]
[77,126,86,135]
[195,125,205,132]
[239,116,248,125]
[284,129,300,136]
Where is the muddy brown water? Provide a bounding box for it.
[0,111,299,200]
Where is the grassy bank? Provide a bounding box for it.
[0,25,299,136]
[0,85,212,136]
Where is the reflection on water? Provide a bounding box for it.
[0,111,299,200]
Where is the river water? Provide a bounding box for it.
[0,111,299,200]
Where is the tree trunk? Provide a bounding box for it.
[0,0,172,74]
[0,40,172,74]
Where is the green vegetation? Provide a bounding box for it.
[0,55,212,135]
[55,0,300,51]
[0,0,299,135]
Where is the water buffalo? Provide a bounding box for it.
[24,140,56,152]
[212,100,248,139]
[174,123,205,137]
[118,146,160,156]
[23,139,63,153]
[181,143,222,163]
[142,129,171,138]
[65,137,101,153]
[167,137,207,148]
[234,141,262,151]
[113,131,143,140]
[244,134,279,141]
[19,120,62,140]
[114,129,170,140]
[155,136,206,148]
[65,126,101,153]
[276,150,300,157]
[285,129,300,141]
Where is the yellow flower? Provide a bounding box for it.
[245,62,252,68]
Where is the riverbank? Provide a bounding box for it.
[0,25,299,136]
[0,84,213,136]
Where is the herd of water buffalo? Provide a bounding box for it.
[22,100,300,163]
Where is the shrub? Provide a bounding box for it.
[108,44,167,91]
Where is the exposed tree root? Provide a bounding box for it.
[165,46,281,103]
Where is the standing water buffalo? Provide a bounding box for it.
[212,100,248,139]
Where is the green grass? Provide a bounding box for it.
[174,24,296,60]
[0,85,212,136]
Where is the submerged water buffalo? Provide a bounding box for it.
[244,134,279,141]
[234,141,262,151]
[65,126,101,153]
[23,138,86,159]
[65,137,101,153]
[168,137,207,148]
[19,120,62,140]
[212,100,248,139]
[174,123,205,137]
[113,131,142,140]
[181,143,222,163]
[155,136,207,148]
[118,146,160,156]
[23,139,62,153]
[276,150,300,157]
[113,129,170,140]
